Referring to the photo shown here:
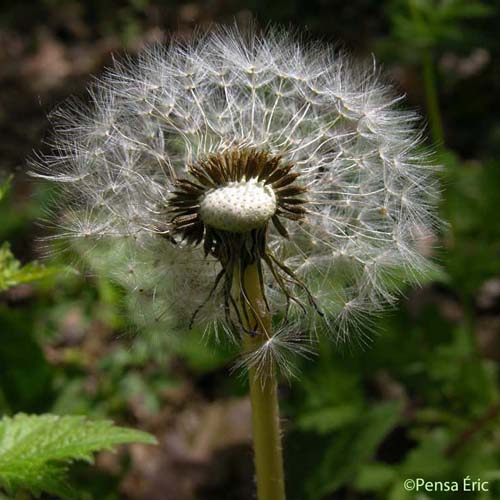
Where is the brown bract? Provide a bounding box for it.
[167,148,319,332]
[169,148,306,248]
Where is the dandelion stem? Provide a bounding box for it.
[239,262,286,500]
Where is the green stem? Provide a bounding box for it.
[408,3,445,148]
[423,50,445,148]
[239,262,286,500]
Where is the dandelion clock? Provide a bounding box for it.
[31,24,441,500]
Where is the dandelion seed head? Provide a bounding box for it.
[31,23,442,377]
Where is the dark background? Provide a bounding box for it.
[0,1,499,499]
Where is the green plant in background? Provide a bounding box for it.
[0,242,59,293]
[0,176,58,292]
[284,300,500,500]
[0,177,11,201]
[383,0,493,146]
[0,176,56,292]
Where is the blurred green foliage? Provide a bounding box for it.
[382,0,493,59]
[0,0,499,499]
[443,155,500,295]
[285,304,499,499]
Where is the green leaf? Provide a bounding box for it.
[305,400,403,497]
[297,404,360,434]
[0,243,60,292]
[355,463,398,492]
[0,413,157,498]
[400,428,451,478]
[0,177,12,203]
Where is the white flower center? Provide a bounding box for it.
[199,179,277,233]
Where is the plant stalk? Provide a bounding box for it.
[422,50,445,148]
[408,3,445,148]
[239,261,286,500]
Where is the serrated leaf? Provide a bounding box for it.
[0,413,157,498]
[0,243,60,292]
